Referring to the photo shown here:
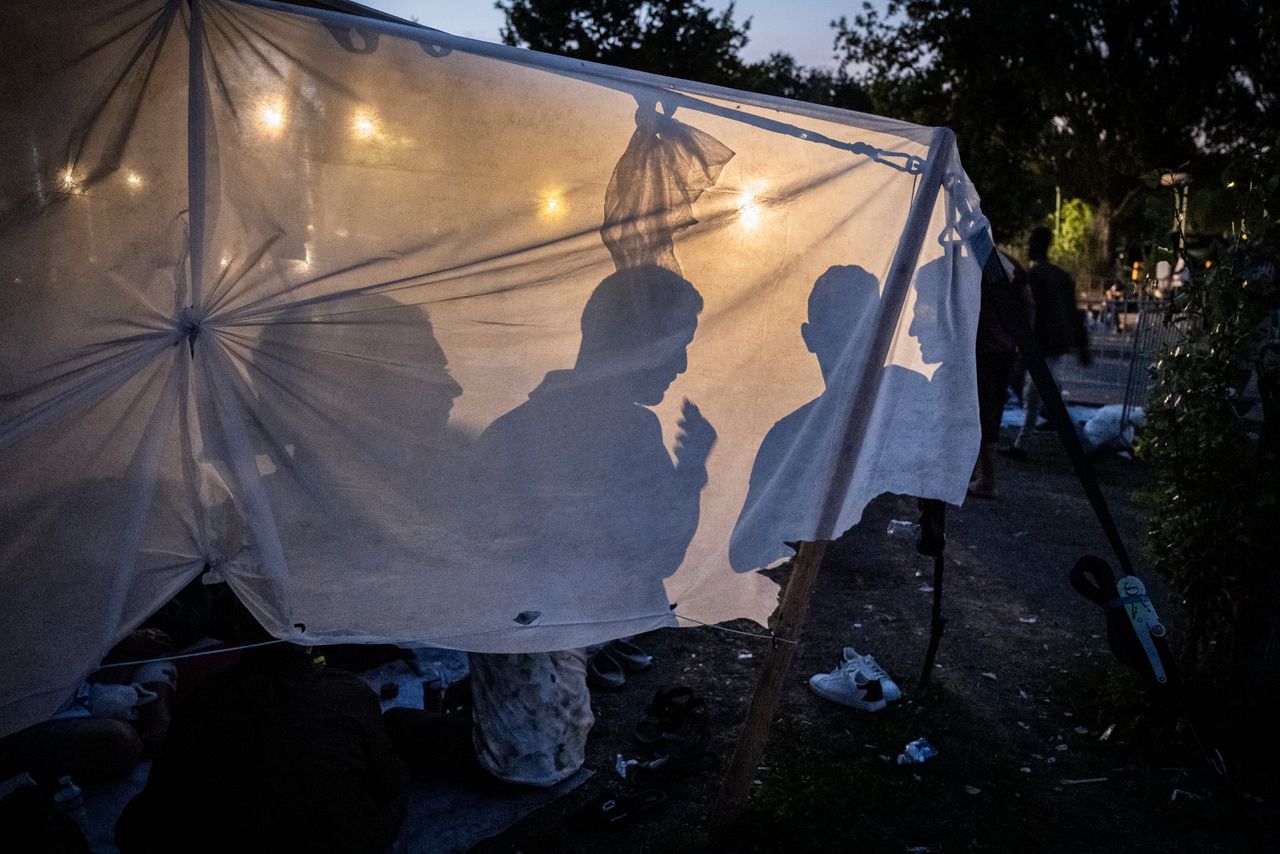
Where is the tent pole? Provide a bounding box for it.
[708,539,827,834]
[709,127,955,836]
[918,551,947,688]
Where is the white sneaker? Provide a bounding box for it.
[808,663,887,712]
[843,647,902,702]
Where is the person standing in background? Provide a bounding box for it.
[1005,227,1091,459]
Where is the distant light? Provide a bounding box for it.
[352,111,378,140]
[540,189,567,219]
[737,192,762,230]
[258,99,286,136]
[60,166,83,194]
[220,257,230,268]
[124,170,144,190]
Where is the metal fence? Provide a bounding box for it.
[1050,296,1186,424]
[1120,298,1186,430]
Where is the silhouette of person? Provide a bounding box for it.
[730,257,970,573]
[730,265,881,573]
[243,293,472,630]
[861,255,970,496]
[1010,226,1090,456]
[476,264,714,625]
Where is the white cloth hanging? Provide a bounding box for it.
[0,0,986,736]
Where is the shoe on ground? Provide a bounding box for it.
[608,638,653,672]
[843,648,902,702]
[808,663,887,712]
[588,648,626,691]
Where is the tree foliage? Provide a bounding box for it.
[1047,197,1098,282]
[835,1,1275,250]
[497,0,752,87]
[735,52,870,113]
[496,0,867,110]
[1138,142,1280,706]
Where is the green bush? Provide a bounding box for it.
[1138,144,1280,713]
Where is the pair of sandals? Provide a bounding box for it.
[587,638,653,690]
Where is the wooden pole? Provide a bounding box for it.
[707,539,828,833]
[706,127,952,837]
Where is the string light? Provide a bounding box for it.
[539,189,567,219]
[257,99,286,135]
[737,191,762,230]
[59,166,83,194]
[351,111,377,140]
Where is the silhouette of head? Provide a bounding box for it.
[906,258,951,366]
[1028,226,1053,262]
[255,293,463,439]
[575,265,703,406]
[800,265,879,383]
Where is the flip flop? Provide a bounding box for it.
[567,788,667,831]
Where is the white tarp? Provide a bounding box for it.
[0,0,987,736]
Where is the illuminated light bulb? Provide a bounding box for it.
[220,257,230,268]
[258,100,286,135]
[737,192,762,230]
[351,112,377,140]
[60,167,83,194]
[125,170,143,190]
[540,189,568,219]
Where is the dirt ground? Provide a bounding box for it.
[474,432,1279,853]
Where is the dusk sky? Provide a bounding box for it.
[361,1,885,70]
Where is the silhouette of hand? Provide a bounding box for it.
[675,398,716,474]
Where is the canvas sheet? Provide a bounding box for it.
[0,0,987,735]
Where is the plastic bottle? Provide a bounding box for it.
[886,519,920,543]
[52,775,88,829]
[896,737,938,765]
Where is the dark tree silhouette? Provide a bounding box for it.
[497,0,868,110]
[497,0,752,86]
[836,1,1276,249]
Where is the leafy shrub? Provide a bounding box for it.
[1139,144,1280,713]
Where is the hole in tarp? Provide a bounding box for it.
[513,611,541,626]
